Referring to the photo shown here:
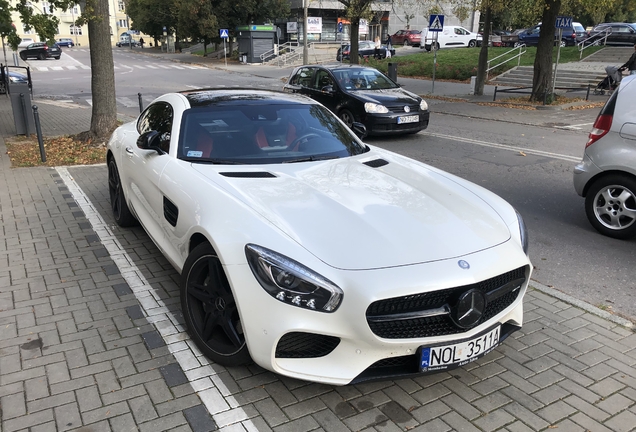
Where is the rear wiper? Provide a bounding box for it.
[283,155,339,164]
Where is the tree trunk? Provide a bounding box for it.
[530,0,561,102]
[87,0,118,139]
[350,19,360,65]
[474,5,491,95]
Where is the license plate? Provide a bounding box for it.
[419,326,500,373]
[397,115,419,124]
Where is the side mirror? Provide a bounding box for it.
[352,122,367,139]
[136,130,164,154]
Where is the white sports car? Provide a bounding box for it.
[107,89,532,385]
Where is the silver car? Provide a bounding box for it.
[573,74,636,239]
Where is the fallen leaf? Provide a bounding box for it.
[519,151,527,156]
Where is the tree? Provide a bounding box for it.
[530,0,560,102]
[0,0,21,51]
[338,0,374,65]
[125,0,179,46]
[11,0,118,140]
[178,0,217,56]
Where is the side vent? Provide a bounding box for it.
[163,197,178,227]
[363,159,389,168]
[220,172,277,178]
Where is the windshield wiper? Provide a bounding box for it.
[283,155,339,164]
[189,158,243,165]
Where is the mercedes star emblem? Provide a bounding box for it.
[453,289,486,328]
[458,260,470,269]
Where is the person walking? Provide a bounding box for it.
[139,37,145,49]
[619,43,636,75]
[374,36,381,59]
[385,34,392,58]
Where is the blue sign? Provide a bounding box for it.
[338,22,343,33]
[220,29,229,39]
[429,14,444,32]
[555,16,573,29]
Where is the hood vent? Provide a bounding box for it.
[363,159,389,168]
[220,172,277,178]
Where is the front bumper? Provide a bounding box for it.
[365,110,430,135]
[227,241,531,385]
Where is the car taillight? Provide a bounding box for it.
[44,45,48,50]
[586,114,612,148]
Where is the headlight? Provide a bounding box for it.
[420,100,428,111]
[245,244,343,312]
[515,210,529,255]
[364,103,388,114]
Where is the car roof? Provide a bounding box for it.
[301,64,381,73]
[179,88,317,107]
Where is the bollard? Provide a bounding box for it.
[138,93,144,113]
[32,105,46,162]
[20,93,32,135]
[387,63,397,82]
[586,84,590,101]
[493,86,498,102]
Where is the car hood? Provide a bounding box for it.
[192,153,510,270]
[346,88,421,106]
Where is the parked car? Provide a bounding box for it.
[391,29,422,46]
[421,26,482,51]
[57,38,75,47]
[573,74,636,239]
[19,42,61,60]
[336,40,395,60]
[516,23,577,47]
[116,39,141,47]
[283,64,430,135]
[106,88,532,385]
[573,22,587,40]
[17,38,35,48]
[587,23,636,46]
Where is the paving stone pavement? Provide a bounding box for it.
[1,73,636,432]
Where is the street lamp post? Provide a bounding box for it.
[303,0,308,64]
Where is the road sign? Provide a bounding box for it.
[338,22,343,33]
[220,29,229,39]
[429,14,444,32]
[555,16,573,29]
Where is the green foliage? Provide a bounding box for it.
[362,46,603,80]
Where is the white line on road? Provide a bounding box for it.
[56,167,256,431]
[555,122,594,130]
[423,131,582,162]
[116,97,138,108]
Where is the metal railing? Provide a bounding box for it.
[259,41,300,64]
[577,28,611,59]
[486,44,527,79]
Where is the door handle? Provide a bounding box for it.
[125,147,134,155]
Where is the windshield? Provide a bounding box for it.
[574,24,585,32]
[332,68,398,91]
[178,103,368,165]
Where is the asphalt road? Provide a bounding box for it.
[20,47,636,320]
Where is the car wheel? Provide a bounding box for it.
[585,174,636,239]
[514,42,523,48]
[434,42,440,51]
[560,40,566,47]
[108,158,137,227]
[19,53,26,61]
[55,56,60,60]
[468,39,477,48]
[403,40,409,47]
[339,109,355,128]
[181,242,251,366]
[38,52,46,60]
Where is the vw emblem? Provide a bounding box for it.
[215,297,226,311]
[452,289,486,329]
[458,260,470,269]
[404,105,411,113]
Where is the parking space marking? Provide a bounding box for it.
[556,122,594,130]
[424,131,581,162]
[56,167,255,431]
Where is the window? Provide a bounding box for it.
[137,102,174,153]
[290,67,313,87]
[118,19,128,28]
[118,0,125,11]
[70,25,82,35]
[41,2,53,13]
[312,70,334,90]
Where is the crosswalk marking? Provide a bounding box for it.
[116,97,138,107]
[171,65,184,69]
[28,63,210,73]
[67,66,77,70]
[146,65,158,69]
[51,66,63,71]
[80,65,90,69]
[134,65,146,69]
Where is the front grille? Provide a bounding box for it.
[386,104,419,113]
[275,332,340,358]
[366,266,526,339]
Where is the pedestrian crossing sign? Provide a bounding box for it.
[429,14,444,32]
[220,29,229,39]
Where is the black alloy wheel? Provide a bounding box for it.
[38,52,46,60]
[107,158,137,227]
[469,39,477,47]
[181,243,251,366]
[339,109,355,129]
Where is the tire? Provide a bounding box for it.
[338,109,355,128]
[20,53,26,61]
[38,52,45,60]
[181,242,251,366]
[585,174,636,239]
[107,158,137,227]
[55,56,60,60]
[403,40,410,47]
[468,39,477,48]
[434,42,440,51]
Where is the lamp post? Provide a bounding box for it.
[70,5,79,46]
[303,0,308,64]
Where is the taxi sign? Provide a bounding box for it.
[220,29,229,39]
[429,14,444,32]
[555,16,572,29]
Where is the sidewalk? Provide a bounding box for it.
[1,54,635,432]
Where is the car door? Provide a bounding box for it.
[308,68,339,112]
[454,27,469,47]
[285,66,314,96]
[121,101,174,245]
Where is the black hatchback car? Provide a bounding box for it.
[283,65,430,136]
[19,42,61,60]
[587,23,636,46]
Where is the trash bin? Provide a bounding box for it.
[388,62,398,83]
[10,83,35,135]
